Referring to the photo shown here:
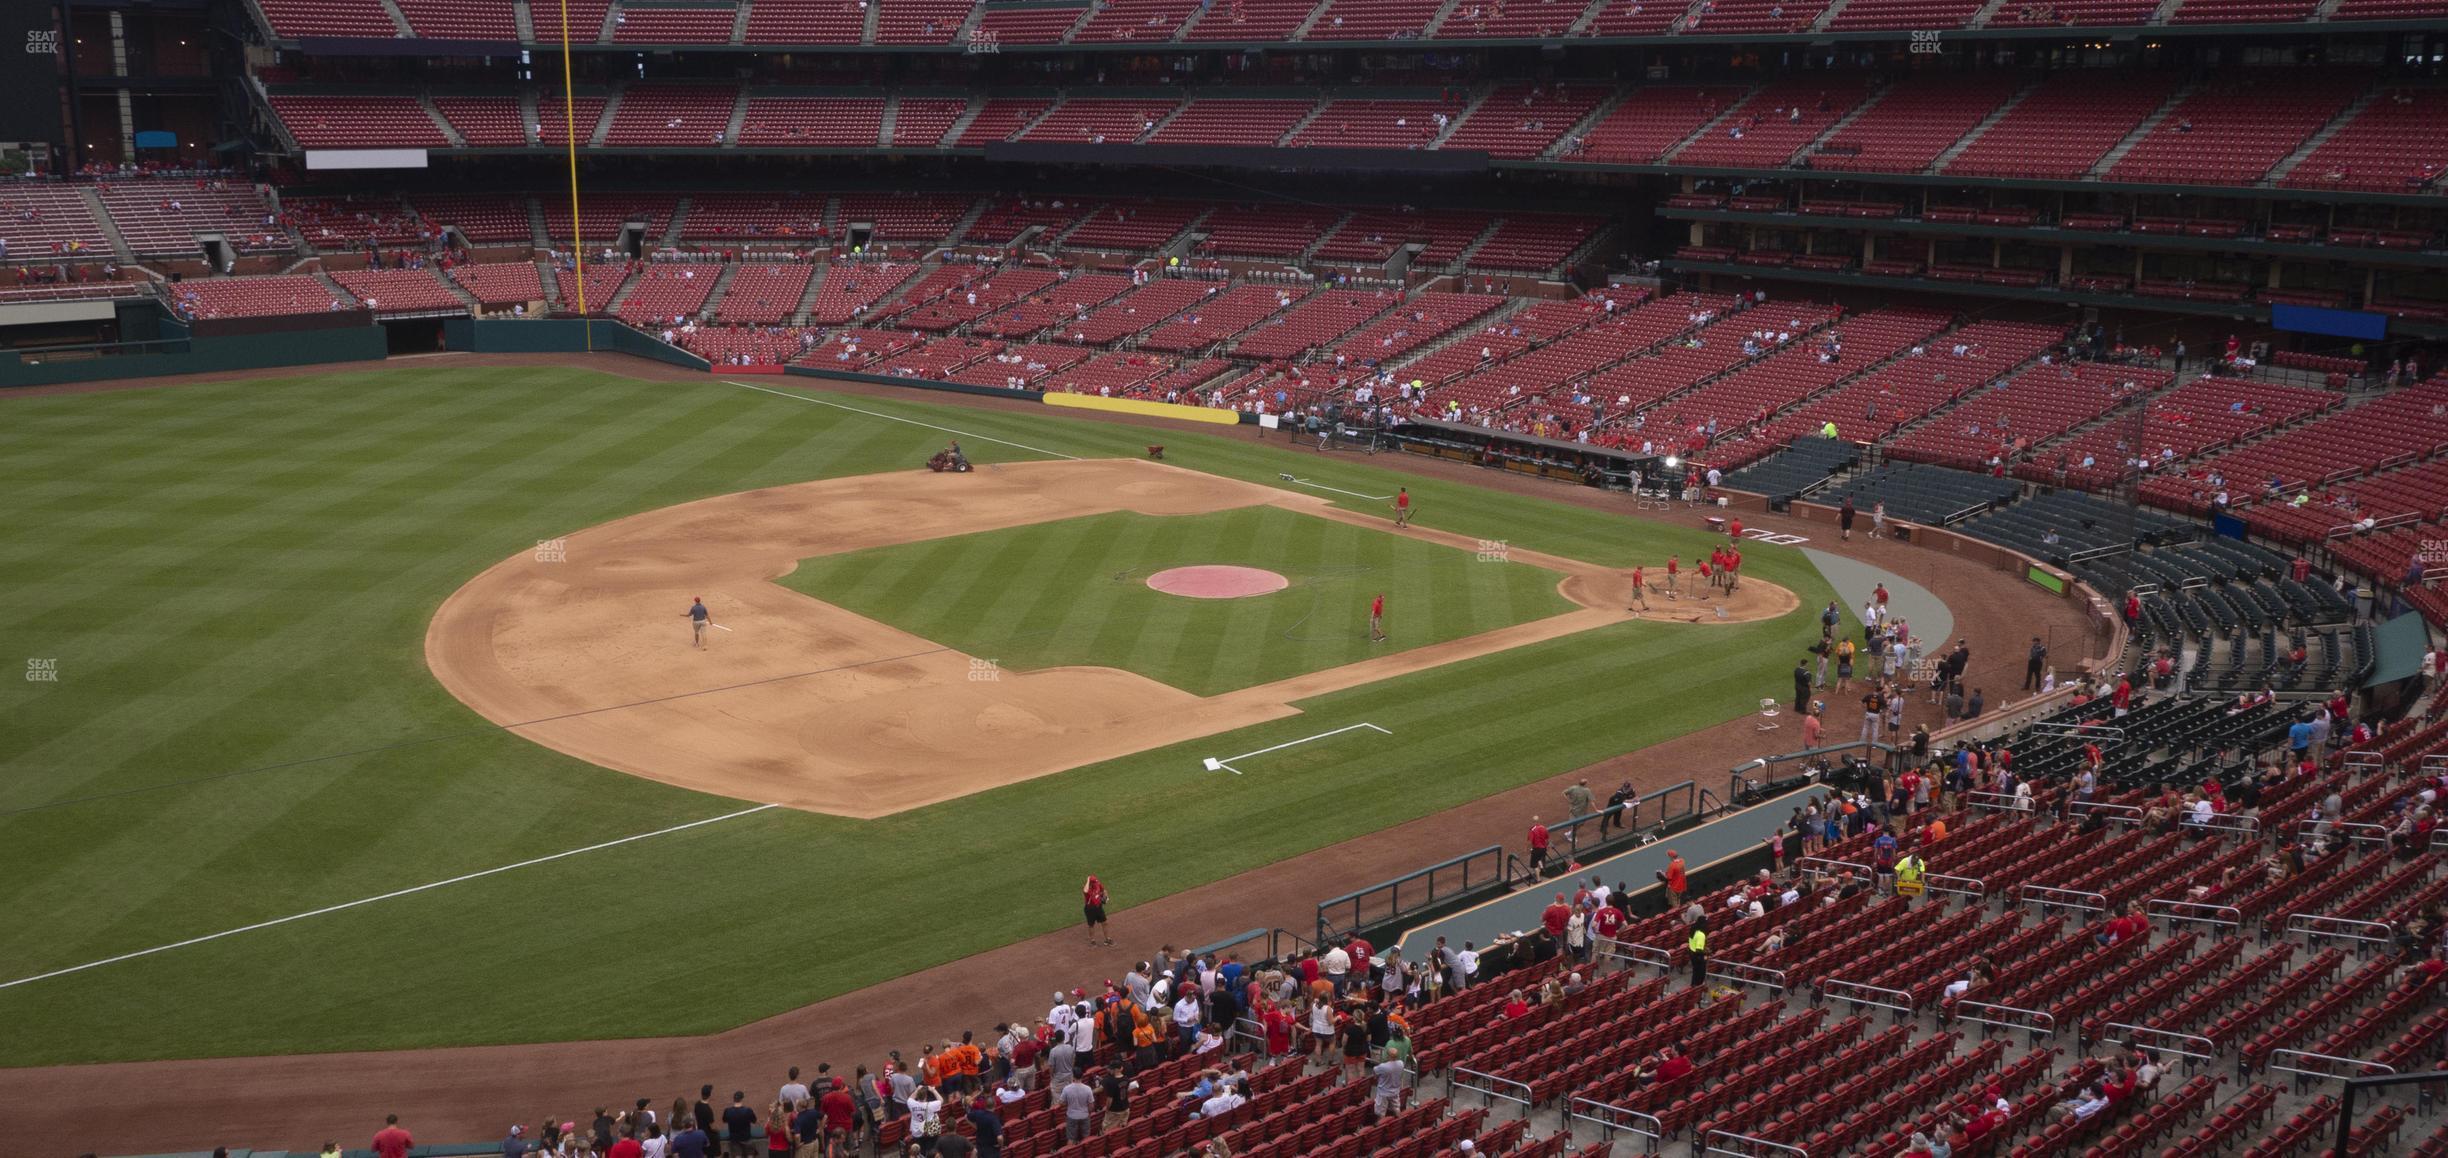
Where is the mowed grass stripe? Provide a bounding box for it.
[0,370,1840,1063]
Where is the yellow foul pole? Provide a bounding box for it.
[558,0,589,350]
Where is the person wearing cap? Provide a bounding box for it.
[816,1079,854,1158]
[684,596,711,648]
[1686,917,1708,988]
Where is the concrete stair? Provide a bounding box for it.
[730,0,752,42]
[938,96,988,147]
[376,0,415,35]
[2090,84,2193,177]
[696,262,740,320]
[538,260,562,303]
[862,0,879,42]
[527,196,552,248]
[1417,0,1475,37]
[879,95,901,146]
[2267,87,2376,185]
[1273,96,1334,146]
[1137,99,1193,143]
[723,90,750,145]
[589,90,618,146]
[1927,79,2035,172]
[435,266,485,310]
[1446,217,1506,272]
[81,188,136,262]
[1809,0,1849,30]
[947,195,991,246]
[1795,78,1890,164]
[419,93,466,146]
[514,0,535,39]
[1562,0,1612,35]
[790,264,828,325]
[662,198,692,248]
[520,90,542,144]
[1429,87,1484,148]
[1967,0,2015,26]
[1287,0,1336,40]
[312,269,357,307]
[1657,88,1756,164]
[1542,87,1628,159]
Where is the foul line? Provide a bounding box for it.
[0,804,780,991]
[1206,722,1390,774]
[1280,474,1392,502]
[725,380,1081,461]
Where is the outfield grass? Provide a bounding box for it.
[0,368,1842,1065]
[782,507,1574,695]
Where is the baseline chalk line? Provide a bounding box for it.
[1202,722,1390,774]
[1281,475,1393,502]
[725,380,1081,461]
[0,803,781,991]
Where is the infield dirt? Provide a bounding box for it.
[425,458,1796,816]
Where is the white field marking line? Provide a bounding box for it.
[1288,477,1393,502]
[725,380,1081,461]
[0,804,780,991]
[710,622,735,632]
[1206,722,1390,774]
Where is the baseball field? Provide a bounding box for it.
[0,364,1842,1067]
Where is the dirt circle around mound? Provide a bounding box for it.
[1145,565,1292,599]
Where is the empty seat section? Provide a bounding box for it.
[973,5,1084,41]
[603,86,739,146]
[330,268,464,312]
[805,262,918,323]
[2169,0,2316,21]
[1304,0,1445,39]
[2281,89,2448,193]
[2108,73,2363,185]
[534,96,609,147]
[539,195,678,246]
[0,184,114,259]
[2024,378,2338,491]
[971,271,1134,337]
[612,5,739,42]
[395,0,520,37]
[1581,0,1693,34]
[1314,208,1492,266]
[1943,72,2176,179]
[1471,214,1599,271]
[1197,204,1345,259]
[450,262,548,307]
[1434,0,1598,37]
[891,98,970,146]
[284,195,429,248]
[1808,75,2021,174]
[713,263,817,323]
[834,193,970,242]
[615,263,722,324]
[1671,77,1876,168]
[408,193,533,244]
[1828,0,1978,26]
[742,0,869,42]
[1140,283,1297,352]
[99,183,288,257]
[1440,83,1607,159]
[269,95,449,148]
[736,98,883,146]
[434,96,529,146]
[962,199,1093,245]
[1887,362,2166,471]
[1018,98,1180,143]
[1059,279,1213,343]
[953,99,1053,145]
[1286,99,1453,149]
[1567,85,1747,163]
[167,276,359,319]
[1064,200,1205,250]
[873,0,971,41]
[1182,0,1324,40]
[1146,99,1315,146]
[256,0,402,38]
[1073,0,1201,39]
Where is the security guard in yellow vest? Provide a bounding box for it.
[1687,920,1708,988]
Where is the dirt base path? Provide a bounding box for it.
[0,359,2095,1155]
[427,457,1793,816]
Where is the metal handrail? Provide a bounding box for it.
[2147,898,2243,929]
[2423,753,2448,775]
[1924,873,1987,900]
[2183,810,2262,838]
[2339,750,2385,771]
[2431,828,2448,853]
[1822,978,1916,1016]
[2269,1048,2395,1082]
[2286,914,2396,944]
[2017,884,2107,913]
[2103,1022,2218,1063]
[1600,937,1677,974]
[2069,799,2145,825]
[2293,819,2390,847]
[1706,959,1791,993]
[1450,1067,1534,1117]
[1968,790,2035,812]
[1801,856,1873,881]
[1568,1096,1664,1152]
[1955,1000,2059,1038]
[1702,1129,1811,1157]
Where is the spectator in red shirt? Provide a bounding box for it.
[1527,816,1551,875]
[1663,850,1687,901]
[1653,1047,1693,1083]
[1541,893,1572,955]
[372,1115,413,1158]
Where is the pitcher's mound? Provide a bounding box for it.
[1147,565,1290,599]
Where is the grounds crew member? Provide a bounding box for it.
[1894,850,1927,897]
[1686,919,1708,988]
